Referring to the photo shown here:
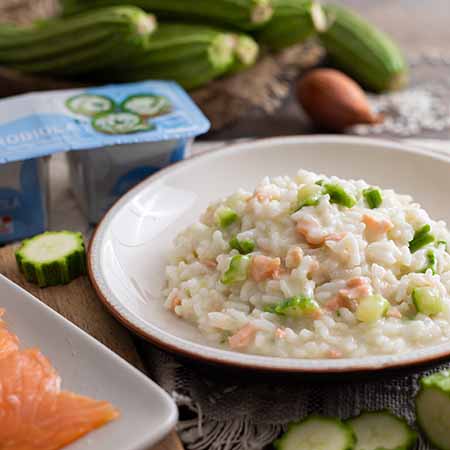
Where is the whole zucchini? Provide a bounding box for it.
[318,4,408,92]
[61,0,274,31]
[227,34,259,74]
[0,6,156,77]
[102,24,238,90]
[256,0,316,50]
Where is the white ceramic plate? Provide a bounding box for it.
[89,136,450,374]
[0,274,178,449]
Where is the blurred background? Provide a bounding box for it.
[1,0,450,140]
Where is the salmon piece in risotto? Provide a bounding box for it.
[250,255,281,282]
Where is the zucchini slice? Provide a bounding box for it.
[274,416,355,450]
[121,94,172,118]
[416,370,450,450]
[66,93,115,117]
[15,231,87,288]
[92,111,153,134]
[348,411,417,450]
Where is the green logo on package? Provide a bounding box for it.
[65,93,172,135]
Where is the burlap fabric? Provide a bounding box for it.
[145,345,447,450]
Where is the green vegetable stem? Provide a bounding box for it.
[363,187,383,209]
[409,224,434,253]
[323,183,356,208]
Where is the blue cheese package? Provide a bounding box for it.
[0,80,210,237]
[0,159,48,243]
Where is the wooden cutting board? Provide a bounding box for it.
[0,243,184,450]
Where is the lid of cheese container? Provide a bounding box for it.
[0,80,210,164]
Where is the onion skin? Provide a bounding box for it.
[296,68,383,132]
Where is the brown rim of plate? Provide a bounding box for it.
[88,136,450,374]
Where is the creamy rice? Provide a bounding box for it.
[163,169,450,358]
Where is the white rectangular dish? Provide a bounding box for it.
[0,274,178,450]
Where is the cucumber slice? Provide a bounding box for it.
[92,111,153,134]
[348,411,417,450]
[66,94,115,117]
[15,231,87,288]
[121,94,172,118]
[416,370,450,450]
[274,416,355,450]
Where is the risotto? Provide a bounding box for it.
[163,169,450,358]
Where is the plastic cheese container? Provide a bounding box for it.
[0,80,210,240]
[67,139,191,223]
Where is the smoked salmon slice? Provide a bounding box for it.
[0,308,19,360]
[0,312,119,450]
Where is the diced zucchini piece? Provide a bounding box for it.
[348,411,417,450]
[229,236,255,254]
[264,296,321,318]
[420,249,437,274]
[221,255,250,284]
[409,224,434,253]
[15,231,87,288]
[274,416,355,450]
[356,295,390,323]
[215,206,238,228]
[416,370,450,450]
[323,183,356,208]
[437,240,448,251]
[296,184,323,210]
[412,287,443,316]
[363,187,383,209]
